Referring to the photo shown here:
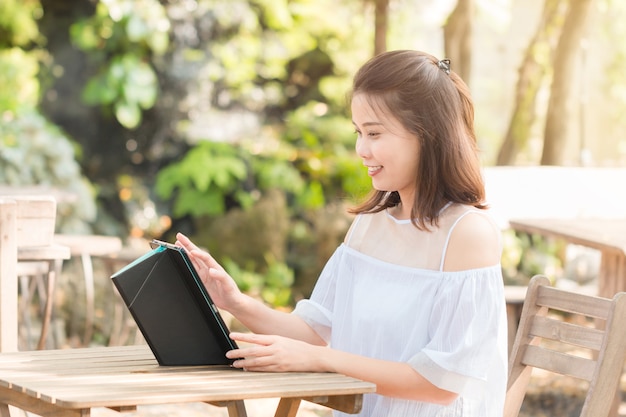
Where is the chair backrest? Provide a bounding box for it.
[0,195,57,352]
[504,275,626,417]
[0,199,18,352]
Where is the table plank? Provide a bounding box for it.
[0,345,375,414]
[508,218,626,297]
[508,218,626,255]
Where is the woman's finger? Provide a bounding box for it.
[175,232,202,252]
[229,332,274,346]
[192,251,227,274]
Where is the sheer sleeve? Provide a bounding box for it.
[408,266,508,398]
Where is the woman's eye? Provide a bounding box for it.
[354,129,380,138]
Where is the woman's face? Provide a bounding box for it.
[352,93,420,206]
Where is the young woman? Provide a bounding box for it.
[176,50,507,416]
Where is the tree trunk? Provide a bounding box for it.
[443,0,473,85]
[541,0,594,165]
[496,0,566,165]
[373,0,389,56]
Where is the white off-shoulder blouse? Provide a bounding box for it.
[293,203,508,417]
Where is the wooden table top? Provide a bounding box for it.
[0,345,375,415]
[17,244,71,262]
[54,234,123,257]
[509,218,626,255]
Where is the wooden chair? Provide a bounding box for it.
[505,274,626,417]
[0,198,19,352]
[0,196,69,352]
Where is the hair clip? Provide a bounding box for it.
[437,59,451,75]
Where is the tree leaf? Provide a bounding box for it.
[174,187,224,217]
[82,75,118,105]
[114,99,141,129]
[154,164,188,198]
[125,14,149,42]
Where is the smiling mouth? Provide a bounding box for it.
[367,166,382,175]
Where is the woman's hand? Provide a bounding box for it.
[227,332,458,404]
[175,232,244,312]
[226,332,326,373]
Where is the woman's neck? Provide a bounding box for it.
[392,190,415,220]
[389,202,412,220]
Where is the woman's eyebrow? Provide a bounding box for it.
[352,121,384,127]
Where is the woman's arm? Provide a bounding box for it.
[226,332,458,405]
[320,346,458,404]
[227,295,326,345]
[176,233,325,346]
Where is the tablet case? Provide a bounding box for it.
[111,240,238,366]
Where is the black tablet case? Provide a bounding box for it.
[111,243,238,366]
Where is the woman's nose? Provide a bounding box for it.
[355,137,369,159]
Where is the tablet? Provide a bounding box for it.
[111,239,238,366]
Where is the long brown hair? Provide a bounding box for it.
[348,50,486,230]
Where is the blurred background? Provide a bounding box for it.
[1,0,625,349]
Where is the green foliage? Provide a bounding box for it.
[0,48,40,112]
[261,258,295,306]
[155,134,350,218]
[70,0,169,128]
[0,0,42,48]
[501,229,565,285]
[0,3,42,113]
[0,4,97,233]
[155,124,368,219]
[282,102,371,202]
[223,256,294,307]
[252,158,305,194]
[296,180,325,209]
[205,0,369,110]
[81,54,158,128]
[0,111,97,232]
[155,142,249,217]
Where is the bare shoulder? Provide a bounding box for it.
[442,210,502,272]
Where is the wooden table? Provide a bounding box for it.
[53,234,123,346]
[0,345,376,417]
[508,218,626,298]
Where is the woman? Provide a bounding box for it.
[177,50,507,416]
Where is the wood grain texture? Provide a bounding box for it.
[0,345,375,417]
